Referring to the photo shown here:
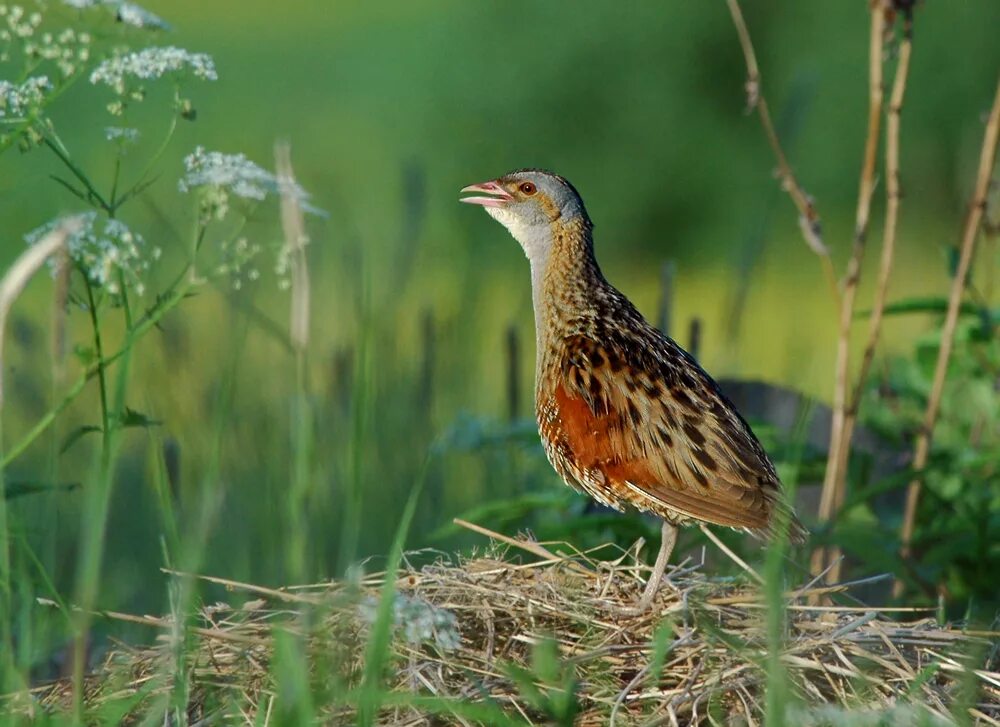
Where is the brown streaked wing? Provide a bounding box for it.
[554,336,781,532]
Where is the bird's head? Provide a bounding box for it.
[460,169,591,265]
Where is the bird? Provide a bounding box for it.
[460,168,807,611]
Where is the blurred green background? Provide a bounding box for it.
[2,0,999,658]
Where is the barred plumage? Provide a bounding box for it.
[462,169,806,609]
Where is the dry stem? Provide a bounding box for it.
[0,219,80,411]
[827,20,914,586]
[275,141,311,353]
[812,4,887,584]
[895,76,1000,597]
[18,540,1000,724]
[724,0,838,302]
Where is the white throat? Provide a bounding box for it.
[486,206,555,339]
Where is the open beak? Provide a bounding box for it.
[460,180,514,208]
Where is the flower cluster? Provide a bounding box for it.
[178,146,319,220]
[89,46,216,114]
[359,594,461,652]
[0,75,49,117]
[27,30,91,77]
[62,0,168,30]
[25,212,158,296]
[0,4,42,43]
[1,3,93,80]
[104,125,138,143]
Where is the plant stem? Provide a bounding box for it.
[812,4,886,585]
[725,0,835,300]
[82,277,111,448]
[42,135,112,214]
[895,76,1000,597]
[0,266,196,470]
[828,18,914,586]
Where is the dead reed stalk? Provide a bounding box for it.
[724,0,838,303]
[812,4,888,584]
[895,76,1000,597]
[275,141,311,355]
[0,219,80,411]
[826,12,915,585]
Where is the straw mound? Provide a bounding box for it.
[21,531,1000,725]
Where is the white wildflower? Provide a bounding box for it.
[0,75,50,117]
[22,26,91,77]
[62,0,169,28]
[2,4,41,39]
[115,2,169,30]
[89,46,217,95]
[359,594,461,652]
[178,146,322,218]
[25,212,154,295]
[104,125,139,143]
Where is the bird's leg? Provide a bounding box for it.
[610,521,678,616]
[634,521,677,611]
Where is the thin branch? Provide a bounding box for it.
[894,76,1000,597]
[812,4,887,584]
[724,0,836,303]
[828,19,914,586]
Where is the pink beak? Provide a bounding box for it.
[460,180,514,208]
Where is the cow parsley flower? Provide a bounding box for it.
[22,27,92,77]
[0,75,50,117]
[104,125,138,143]
[25,212,155,296]
[89,46,216,113]
[115,2,168,29]
[359,594,461,652]
[0,4,43,40]
[178,146,321,219]
[62,0,169,29]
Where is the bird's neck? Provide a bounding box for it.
[526,218,603,345]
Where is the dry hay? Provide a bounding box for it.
[11,525,1000,725]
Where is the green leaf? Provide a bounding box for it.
[648,618,675,683]
[3,480,80,500]
[73,344,97,366]
[59,424,102,454]
[855,296,984,319]
[119,406,161,429]
[356,463,427,727]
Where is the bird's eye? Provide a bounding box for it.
[519,182,537,196]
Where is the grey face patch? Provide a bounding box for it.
[501,169,590,226]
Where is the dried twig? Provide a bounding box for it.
[724,0,837,301]
[813,4,887,583]
[274,141,310,354]
[0,219,81,411]
[830,29,913,581]
[827,14,915,585]
[895,76,1000,596]
[18,541,999,724]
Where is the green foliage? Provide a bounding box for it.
[855,316,999,615]
[503,638,581,726]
